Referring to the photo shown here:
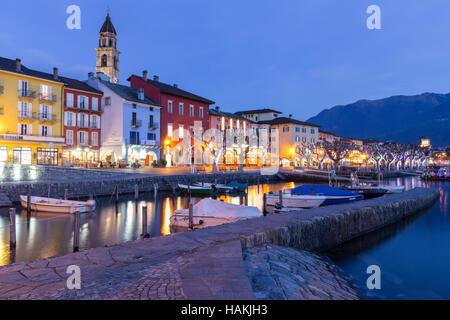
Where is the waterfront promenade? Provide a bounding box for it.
[0,187,438,300]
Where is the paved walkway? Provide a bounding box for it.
[0,188,439,300]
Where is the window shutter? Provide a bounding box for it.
[18,102,22,114]
[38,125,42,136]
[28,124,32,135]
[64,112,67,126]
[17,123,21,135]
[49,126,52,137]
[28,103,32,117]
[49,105,52,119]
[18,80,23,92]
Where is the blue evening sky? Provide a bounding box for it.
[1,1,449,120]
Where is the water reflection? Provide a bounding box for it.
[0,181,298,266]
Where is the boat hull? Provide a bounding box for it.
[178,184,214,195]
[170,214,238,228]
[20,195,95,214]
[267,194,326,208]
[322,195,363,206]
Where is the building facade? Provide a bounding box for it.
[95,12,120,84]
[128,72,214,166]
[87,73,161,166]
[61,77,103,167]
[0,57,65,165]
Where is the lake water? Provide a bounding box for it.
[327,177,450,299]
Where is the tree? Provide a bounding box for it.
[294,142,314,167]
[322,140,354,170]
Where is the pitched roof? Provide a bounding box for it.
[209,108,252,122]
[128,75,215,105]
[101,80,161,106]
[100,13,117,35]
[319,130,337,136]
[59,76,103,95]
[0,56,64,84]
[258,117,321,128]
[235,108,282,115]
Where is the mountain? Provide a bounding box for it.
[307,93,450,147]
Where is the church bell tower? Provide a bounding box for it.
[95,11,120,83]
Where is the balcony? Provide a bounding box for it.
[39,93,57,103]
[148,122,159,130]
[77,122,89,129]
[90,123,100,130]
[18,89,36,99]
[141,140,157,146]
[18,110,33,119]
[131,120,142,128]
[38,113,57,122]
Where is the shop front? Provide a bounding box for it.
[63,148,100,167]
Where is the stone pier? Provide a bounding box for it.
[0,187,439,300]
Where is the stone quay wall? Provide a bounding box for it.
[1,170,276,203]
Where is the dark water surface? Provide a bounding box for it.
[328,177,450,299]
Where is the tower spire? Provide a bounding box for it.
[95,11,120,83]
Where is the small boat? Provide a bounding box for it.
[192,182,236,193]
[20,195,96,214]
[267,192,326,208]
[351,172,405,194]
[170,199,262,228]
[290,185,363,206]
[178,183,214,195]
[226,181,248,192]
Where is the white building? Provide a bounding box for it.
[87,73,162,166]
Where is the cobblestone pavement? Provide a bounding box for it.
[243,244,359,300]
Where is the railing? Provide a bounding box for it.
[129,138,141,145]
[78,103,89,110]
[148,122,159,130]
[77,122,89,129]
[17,110,33,119]
[131,120,142,128]
[141,140,157,146]
[18,89,36,99]
[38,113,56,122]
[39,94,57,103]
[90,123,100,129]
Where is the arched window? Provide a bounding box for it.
[113,56,118,69]
[109,39,112,47]
[101,55,107,67]
[102,39,106,47]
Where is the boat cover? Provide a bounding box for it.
[174,199,262,219]
[291,185,360,197]
[226,181,248,190]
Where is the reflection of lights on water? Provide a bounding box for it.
[13,163,22,181]
[0,162,4,180]
[29,165,38,180]
[161,198,172,236]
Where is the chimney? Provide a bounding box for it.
[289,114,292,118]
[53,67,59,80]
[137,88,145,101]
[173,83,178,88]
[215,106,220,111]
[16,58,21,72]
[88,72,94,79]
[153,75,159,81]
[142,70,148,81]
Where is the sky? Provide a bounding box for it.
[1,0,450,120]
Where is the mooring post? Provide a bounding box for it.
[9,208,16,249]
[27,186,31,215]
[141,205,149,238]
[279,191,283,208]
[73,211,80,252]
[64,189,68,200]
[134,184,139,201]
[189,202,194,230]
[115,185,119,202]
[263,193,267,216]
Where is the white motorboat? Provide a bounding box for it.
[192,182,237,192]
[170,199,262,228]
[267,193,326,209]
[20,195,96,214]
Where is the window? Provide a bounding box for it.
[283,126,289,132]
[168,123,173,138]
[179,103,184,115]
[105,97,111,106]
[302,137,306,142]
[40,125,49,137]
[147,133,156,140]
[66,130,73,145]
[92,132,99,146]
[13,147,32,164]
[18,101,31,118]
[0,146,7,162]
[295,136,301,142]
[311,128,315,134]
[67,93,74,107]
[132,104,137,109]
[40,104,51,120]
[18,123,31,135]
[40,84,52,100]
[302,127,306,133]
[78,113,88,128]
[18,80,29,97]
[149,115,154,128]
[78,131,87,145]
[92,97,98,111]
[295,127,300,132]
[273,114,278,118]
[101,55,107,67]
[179,125,184,139]
[78,96,88,109]
[36,148,58,166]
[199,106,204,118]
[91,115,99,129]
[168,100,173,113]
[190,105,194,117]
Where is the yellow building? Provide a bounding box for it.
[0,57,65,165]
